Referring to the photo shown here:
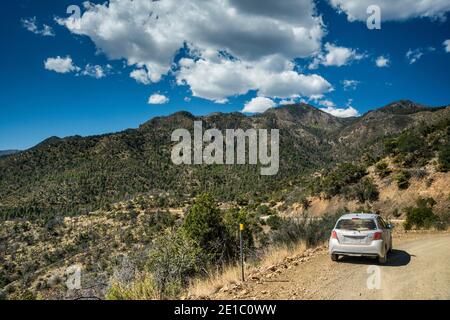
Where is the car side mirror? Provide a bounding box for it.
[387,223,394,229]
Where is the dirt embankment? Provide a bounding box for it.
[287,166,450,217]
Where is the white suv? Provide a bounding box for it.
[329,213,393,264]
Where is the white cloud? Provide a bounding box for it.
[406,49,423,64]
[444,40,450,53]
[56,0,328,101]
[318,99,335,108]
[329,0,450,22]
[342,79,360,90]
[176,58,251,102]
[375,56,390,67]
[406,47,435,64]
[81,64,110,79]
[22,17,55,37]
[130,68,151,85]
[148,93,169,105]
[41,25,55,37]
[258,70,332,98]
[22,17,38,32]
[308,94,324,103]
[44,57,112,78]
[214,99,229,104]
[320,106,359,118]
[280,98,300,105]
[320,98,359,118]
[242,97,276,113]
[44,56,80,74]
[177,57,332,102]
[309,43,365,69]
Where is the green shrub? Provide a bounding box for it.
[235,197,249,206]
[396,133,426,154]
[143,210,176,233]
[383,129,435,167]
[272,213,340,248]
[394,170,411,189]
[404,198,438,230]
[435,212,450,231]
[316,163,367,198]
[8,288,36,300]
[181,194,233,264]
[375,161,391,178]
[346,177,379,203]
[256,205,272,216]
[266,215,283,230]
[299,197,311,210]
[147,231,202,299]
[223,207,260,258]
[392,208,401,218]
[438,143,450,172]
[106,275,158,300]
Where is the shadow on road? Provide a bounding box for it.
[338,249,412,267]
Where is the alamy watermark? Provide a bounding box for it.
[367,5,381,30]
[171,121,279,176]
[65,3,382,31]
[65,264,82,290]
[65,5,82,30]
[366,265,381,290]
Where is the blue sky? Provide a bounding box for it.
[1,0,449,150]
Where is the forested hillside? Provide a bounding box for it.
[0,100,449,220]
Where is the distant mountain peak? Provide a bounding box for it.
[265,103,319,117]
[171,111,196,119]
[377,100,428,115]
[33,136,62,148]
[0,149,20,157]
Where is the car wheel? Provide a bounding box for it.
[378,247,388,264]
[331,254,339,262]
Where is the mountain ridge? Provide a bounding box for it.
[0,100,449,219]
[17,100,447,149]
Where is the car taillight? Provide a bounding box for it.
[373,232,382,240]
[331,231,337,239]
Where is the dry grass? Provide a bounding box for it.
[257,241,306,270]
[106,274,159,300]
[187,241,307,298]
[188,264,242,298]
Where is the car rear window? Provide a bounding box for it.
[336,218,377,231]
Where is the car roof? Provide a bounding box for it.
[339,213,379,219]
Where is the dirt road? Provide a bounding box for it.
[215,232,450,300]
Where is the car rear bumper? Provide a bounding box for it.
[329,239,384,257]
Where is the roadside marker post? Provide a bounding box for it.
[239,223,245,282]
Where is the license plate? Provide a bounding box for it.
[345,237,363,244]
